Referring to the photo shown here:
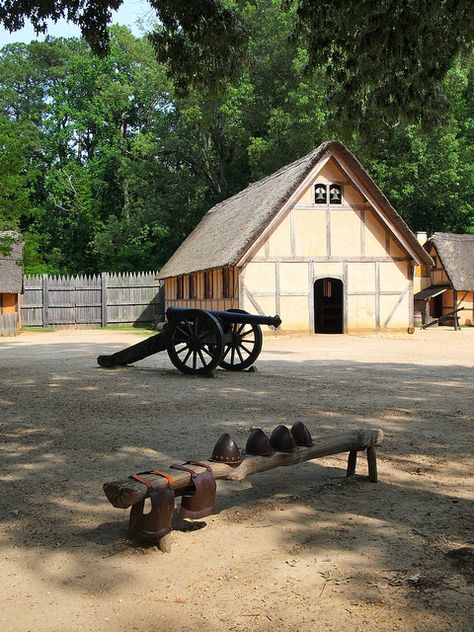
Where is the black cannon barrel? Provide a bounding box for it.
[166,307,282,329]
[97,330,168,367]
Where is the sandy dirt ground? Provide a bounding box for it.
[1,327,473,632]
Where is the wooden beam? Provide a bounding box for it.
[293,204,367,211]
[251,291,309,297]
[343,261,349,332]
[360,209,366,256]
[250,256,410,263]
[275,261,281,316]
[326,208,331,256]
[408,261,414,329]
[308,261,315,332]
[244,287,266,316]
[103,428,384,509]
[290,210,296,256]
[375,262,380,328]
[383,284,410,328]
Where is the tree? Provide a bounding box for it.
[1,1,473,127]
[0,114,39,230]
[0,0,247,89]
[0,6,473,274]
[292,0,474,130]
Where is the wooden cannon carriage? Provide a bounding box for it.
[98,307,282,375]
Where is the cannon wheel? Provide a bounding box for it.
[219,309,263,371]
[166,309,224,375]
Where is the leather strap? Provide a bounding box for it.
[170,460,213,477]
[170,463,196,478]
[188,460,213,473]
[130,470,174,490]
[131,473,155,489]
[151,470,174,487]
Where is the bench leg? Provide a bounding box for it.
[346,450,357,477]
[366,446,378,482]
[158,533,172,553]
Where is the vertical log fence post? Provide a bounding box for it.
[42,273,49,328]
[101,272,108,327]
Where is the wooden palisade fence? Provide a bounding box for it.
[22,272,163,328]
[0,313,19,336]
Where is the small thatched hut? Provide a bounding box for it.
[415,233,474,327]
[158,141,433,333]
[0,232,23,335]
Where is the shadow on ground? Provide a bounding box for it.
[0,333,473,630]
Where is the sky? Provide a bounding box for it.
[0,0,155,47]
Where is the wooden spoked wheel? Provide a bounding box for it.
[219,309,263,371]
[166,309,224,375]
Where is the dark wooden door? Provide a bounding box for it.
[314,278,343,333]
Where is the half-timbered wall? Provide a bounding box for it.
[241,158,414,332]
[426,246,474,326]
[441,290,474,326]
[430,251,451,286]
[164,267,239,312]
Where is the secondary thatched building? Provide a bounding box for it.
[0,232,23,335]
[158,141,433,333]
[414,233,474,327]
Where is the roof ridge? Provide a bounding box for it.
[431,232,474,239]
[208,142,333,213]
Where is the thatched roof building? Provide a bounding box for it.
[427,232,474,291]
[415,232,474,328]
[159,141,431,279]
[0,232,23,294]
[159,140,434,337]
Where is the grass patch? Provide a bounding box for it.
[21,326,56,333]
[20,325,157,336]
[102,324,156,336]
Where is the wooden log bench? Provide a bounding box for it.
[103,427,384,552]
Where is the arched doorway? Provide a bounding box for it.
[314,278,344,333]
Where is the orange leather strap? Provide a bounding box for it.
[151,470,174,486]
[130,470,174,490]
[131,473,154,489]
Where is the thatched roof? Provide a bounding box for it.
[427,232,474,291]
[0,232,23,293]
[158,140,432,279]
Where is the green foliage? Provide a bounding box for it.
[361,59,474,234]
[2,1,474,128]
[0,114,39,231]
[291,0,474,131]
[0,3,473,274]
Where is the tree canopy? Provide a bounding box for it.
[1,1,474,127]
[0,2,473,273]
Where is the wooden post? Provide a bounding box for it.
[42,274,49,328]
[453,290,459,330]
[158,533,172,553]
[346,450,357,477]
[375,261,381,328]
[366,446,378,482]
[101,272,108,327]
